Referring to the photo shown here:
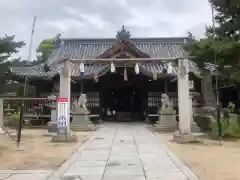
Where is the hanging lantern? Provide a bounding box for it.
[152,71,158,80]
[167,62,173,74]
[124,67,128,81]
[110,62,115,72]
[135,63,139,74]
[79,62,85,73]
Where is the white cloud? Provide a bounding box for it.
[0,0,212,60]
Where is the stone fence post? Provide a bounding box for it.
[0,98,4,134]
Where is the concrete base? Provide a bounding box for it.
[172,131,199,143]
[47,121,58,133]
[43,132,56,137]
[71,124,98,131]
[52,132,77,142]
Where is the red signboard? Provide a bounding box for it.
[58,97,68,102]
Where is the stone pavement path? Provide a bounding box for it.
[49,123,199,180]
[0,170,53,180]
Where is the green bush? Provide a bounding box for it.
[8,112,20,127]
[211,117,240,139]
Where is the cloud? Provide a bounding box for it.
[0,0,212,60]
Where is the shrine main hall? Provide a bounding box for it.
[10,26,214,135]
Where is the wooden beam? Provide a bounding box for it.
[58,56,196,64]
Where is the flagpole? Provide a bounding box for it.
[23,16,36,96]
[17,16,37,147]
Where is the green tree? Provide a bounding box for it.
[186,0,240,83]
[209,0,240,40]
[36,39,54,62]
[0,35,25,62]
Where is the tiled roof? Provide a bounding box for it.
[10,64,61,78]
[10,25,216,81]
[11,37,189,78]
[10,63,110,79]
[48,37,188,65]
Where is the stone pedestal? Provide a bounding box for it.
[190,95,201,133]
[173,131,199,143]
[71,108,96,131]
[45,94,58,136]
[52,132,77,142]
[48,105,57,132]
[154,107,178,131]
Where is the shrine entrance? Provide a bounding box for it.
[99,67,148,121]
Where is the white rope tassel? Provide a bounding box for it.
[110,62,115,72]
[167,62,173,74]
[94,73,98,82]
[79,62,85,73]
[124,67,128,81]
[152,71,158,80]
[135,63,139,74]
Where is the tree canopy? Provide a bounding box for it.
[209,0,240,39]
[0,35,25,62]
[186,0,240,83]
[36,39,54,63]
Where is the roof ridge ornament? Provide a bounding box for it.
[116,25,131,42]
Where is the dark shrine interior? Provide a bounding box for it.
[72,67,177,122]
[99,67,148,121]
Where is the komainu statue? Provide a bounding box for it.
[161,93,170,110]
[155,93,177,131]
[73,94,87,110]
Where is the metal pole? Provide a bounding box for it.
[211,3,222,145]
[19,16,36,147]
[17,101,24,147]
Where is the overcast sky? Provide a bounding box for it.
[0,0,212,60]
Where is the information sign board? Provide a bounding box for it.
[57,97,69,131]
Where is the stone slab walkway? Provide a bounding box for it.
[0,170,53,180]
[49,123,199,180]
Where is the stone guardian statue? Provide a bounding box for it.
[155,93,177,131]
